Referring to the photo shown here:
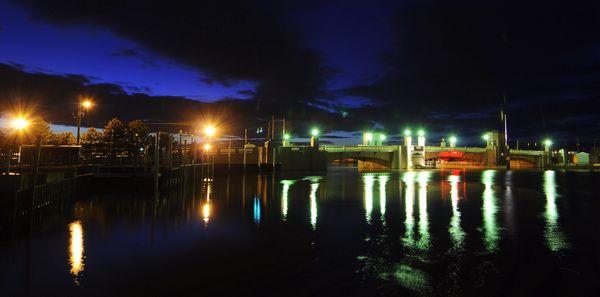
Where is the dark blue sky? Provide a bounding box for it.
[0,0,396,106]
[1,0,599,143]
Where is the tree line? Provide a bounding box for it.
[1,118,151,159]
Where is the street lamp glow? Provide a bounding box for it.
[404,129,411,136]
[11,117,29,131]
[379,134,386,141]
[311,128,319,137]
[482,133,490,141]
[81,100,93,109]
[417,129,425,137]
[449,136,458,146]
[283,133,291,140]
[544,139,553,147]
[204,125,216,137]
[203,143,212,151]
[365,132,373,141]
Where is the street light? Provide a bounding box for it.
[404,129,411,136]
[204,125,216,138]
[283,133,291,140]
[544,139,553,148]
[76,98,93,145]
[6,117,30,174]
[379,134,386,141]
[310,128,319,147]
[203,143,212,152]
[417,129,425,137]
[365,132,373,142]
[482,133,490,141]
[449,135,458,147]
[11,117,29,131]
[311,128,319,137]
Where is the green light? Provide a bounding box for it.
[482,133,490,141]
[379,134,386,141]
[544,139,553,147]
[365,132,373,141]
[404,129,412,136]
[283,133,290,140]
[311,128,319,137]
[449,136,458,145]
[417,130,425,137]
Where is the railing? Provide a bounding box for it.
[320,145,399,153]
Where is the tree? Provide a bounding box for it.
[127,120,150,155]
[103,118,128,156]
[47,132,76,145]
[81,127,104,159]
[18,119,53,145]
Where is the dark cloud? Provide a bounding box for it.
[345,0,600,139]
[0,63,371,135]
[15,0,329,103]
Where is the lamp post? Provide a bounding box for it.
[6,117,29,174]
[449,136,458,148]
[310,128,319,147]
[76,98,93,145]
[203,125,216,175]
[544,139,553,167]
[482,133,490,147]
[417,129,426,147]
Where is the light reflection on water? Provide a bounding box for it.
[3,169,589,296]
[543,170,568,251]
[363,175,375,224]
[304,176,322,230]
[416,172,431,251]
[402,172,416,247]
[481,170,499,252]
[378,175,389,225]
[68,220,85,284]
[280,180,295,221]
[448,173,465,250]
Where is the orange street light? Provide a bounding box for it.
[11,117,29,131]
[77,98,94,145]
[204,125,216,138]
[203,143,212,152]
[81,100,93,109]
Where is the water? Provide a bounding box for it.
[1,168,600,296]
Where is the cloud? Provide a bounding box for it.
[0,63,373,135]
[343,0,600,139]
[15,0,329,104]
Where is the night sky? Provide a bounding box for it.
[1,0,599,144]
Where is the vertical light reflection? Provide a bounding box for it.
[504,171,516,236]
[202,181,212,224]
[416,172,431,250]
[481,170,499,252]
[280,180,295,221]
[253,195,261,225]
[363,175,375,224]
[69,221,85,283]
[378,175,389,225]
[543,170,567,251]
[448,174,465,249]
[304,176,322,230]
[402,172,416,247]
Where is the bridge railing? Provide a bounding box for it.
[320,145,399,153]
[509,149,545,156]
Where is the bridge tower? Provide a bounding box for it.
[485,130,506,166]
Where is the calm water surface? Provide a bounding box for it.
[1,168,600,296]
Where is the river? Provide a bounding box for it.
[1,168,599,296]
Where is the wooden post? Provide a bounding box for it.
[154,132,160,199]
[228,139,231,172]
[192,137,196,193]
